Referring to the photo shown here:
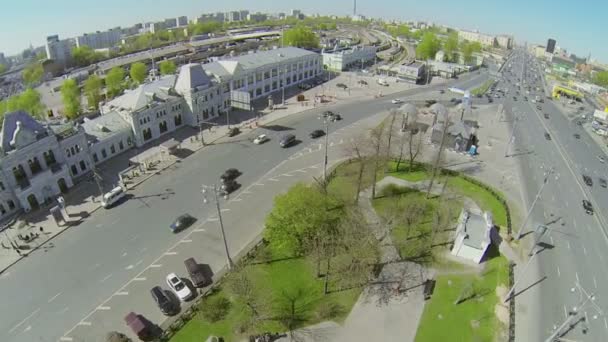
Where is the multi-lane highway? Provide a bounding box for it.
[0,71,488,342]
[505,50,608,341]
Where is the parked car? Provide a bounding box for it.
[544,132,551,140]
[598,156,606,164]
[322,110,335,118]
[600,178,607,188]
[170,214,196,233]
[124,312,156,341]
[336,83,348,89]
[166,273,193,301]
[583,175,593,187]
[184,257,208,287]
[391,99,403,104]
[150,286,177,316]
[583,200,594,214]
[220,179,239,194]
[544,113,549,119]
[227,127,240,137]
[309,129,325,139]
[330,113,342,121]
[220,168,241,181]
[253,134,269,144]
[279,134,296,148]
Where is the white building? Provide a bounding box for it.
[45,35,74,67]
[76,28,122,50]
[451,210,494,263]
[496,35,514,50]
[458,30,496,47]
[322,46,377,71]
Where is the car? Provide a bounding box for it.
[391,99,403,104]
[574,133,580,139]
[600,178,608,188]
[488,98,494,103]
[227,127,240,137]
[513,97,517,101]
[583,175,593,187]
[309,129,325,138]
[598,156,606,164]
[576,120,583,126]
[322,110,335,118]
[220,168,240,181]
[336,83,348,89]
[150,286,177,316]
[279,134,296,147]
[536,105,542,110]
[544,132,551,140]
[170,214,196,233]
[166,273,193,301]
[221,179,239,194]
[544,113,549,119]
[330,113,342,121]
[583,200,594,214]
[439,89,445,94]
[253,134,269,144]
[184,257,208,288]
[524,96,528,101]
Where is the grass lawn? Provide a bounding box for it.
[170,244,360,342]
[415,248,509,342]
[471,79,495,96]
[328,159,378,203]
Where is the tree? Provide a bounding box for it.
[226,265,271,331]
[283,26,320,49]
[368,123,388,199]
[427,105,449,198]
[159,60,177,75]
[592,71,608,87]
[416,32,441,60]
[189,21,222,36]
[444,31,459,62]
[105,331,131,342]
[129,62,147,85]
[105,67,125,98]
[0,88,46,117]
[83,75,103,110]
[22,63,44,87]
[72,46,102,67]
[264,183,341,255]
[61,79,81,119]
[343,134,368,204]
[461,41,482,64]
[0,63,7,74]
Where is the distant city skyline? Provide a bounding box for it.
[0,0,605,63]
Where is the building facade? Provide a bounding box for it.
[546,39,556,54]
[322,46,377,71]
[45,35,74,67]
[495,35,514,50]
[458,30,496,47]
[76,28,122,50]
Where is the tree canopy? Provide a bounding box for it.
[72,46,104,67]
[0,63,7,74]
[22,63,44,87]
[105,67,125,98]
[60,79,81,119]
[159,60,177,75]
[83,75,103,110]
[0,88,45,117]
[592,71,608,88]
[129,62,147,85]
[460,41,482,64]
[386,24,411,38]
[283,26,319,49]
[416,32,441,60]
[189,21,223,36]
[443,31,459,62]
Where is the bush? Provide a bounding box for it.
[316,301,345,320]
[201,295,231,322]
[378,183,414,197]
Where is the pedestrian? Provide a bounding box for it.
[39,226,44,233]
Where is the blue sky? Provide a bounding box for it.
[1,0,606,62]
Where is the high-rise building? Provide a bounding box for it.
[239,10,249,21]
[546,39,556,54]
[177,16,188,27]
[45,35,74,67]
[353,0,357,16]
[0,52,6,66]
[76,28,122,50]
[247,12,268,22]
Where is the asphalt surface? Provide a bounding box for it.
[504,51,608,341]
[0,71,489,342]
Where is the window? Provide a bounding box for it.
[101,149,107,158]
[272,81,277,90]
[271,68,278,77]
[71,165,78,176]
[203,109,209,120]
[127,137,133,146]
[256,72,262,82]
[70,147,75,156]
[7,200,15,210]
[248,75,254,85]
[79,160,87,171]
[264,84,270,93]
[119,141,124,150]
[66,149,71,157]
[286,76,291,85]
[263,71,270,79]
[143,128,152,141]
[0,181,4,191]
[299,73,303,81]
[28,157,42,175]
[159,121,168,133]
[256,88,262,96]
[110,144,116,154]
[44,150,56,166]
[174,114,182,126]
[93,153,98,163]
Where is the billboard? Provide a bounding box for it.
[230,90,252,111]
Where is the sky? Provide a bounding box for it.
[1,0,606,63]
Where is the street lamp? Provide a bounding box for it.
[318,114,331,180]
[201,184,233,270]
[515,166,558,240]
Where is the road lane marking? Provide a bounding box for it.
[556,266,561,277]
[253,183,264,186]
[133,277,147,281]
[281,173,293,177]
[268,178,279,182]
[231,198,243,202]
[242,190,252,194]
[563,305,568,318]
[9,308,40,333]
[97,306,111,311]
[125,265,134,270]
[567,241,571,250]
[583,246,588,255]
[576,272,580,283]
[121,252,127,257]
[58,307,69,314]
[604,317,608,330]
[135,260,143,267]
[164,251,178,256]
[149,264,162,268]
[59,337,73,341]
[208,218,219,222]
[116,291,129,296]
[180,239,192,243]
[48,292,62,303]
[78,321,92,326]
[594,277,598,289]
[194,228,206,232]
[550,236,554,245]
[221,208,230,212]
[101,274,112,283]
[294,169,307,173]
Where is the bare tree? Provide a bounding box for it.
[368,124,387,199]
[427,104,450,198]
[227,265,270,326]
[384,108,399,167]
[343,134,368,204]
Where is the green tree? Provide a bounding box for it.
[0,88,46,117]
[460,41,482,64]
[22,63,44,87]
[105,67,125,98]
[189,21,223,36]
[159,60,177,75]
[443,31,459,62]
[0,63,7,74]
[283,26,319,49]
[129,62,147,85]
[61,79,81,119]
[72,46,103,67]
[265,183,340,255]
[416,32,441,60]
[83,75,103,110]
[592,71,608,87]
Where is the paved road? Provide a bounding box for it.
[0,72,488,342]
[504,50,608,341]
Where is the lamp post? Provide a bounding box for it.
[318,114,331,180]
[515,167,558,240]
[201,184,233,270]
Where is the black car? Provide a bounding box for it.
[221,168,241,181]
[544,132,551,140]
[170,214,196,233]
[309,129,325,138]
[227,127,240,137]
[544,113,549,119]
[583,200,594,214]
[151,286,177,316]
[221,179,239,194]
[330,114,342,121]
[574,133,580,139]
[600,178,607,188]
[336,83,348,89]
[583,175,593,187]
[322,110,335,118]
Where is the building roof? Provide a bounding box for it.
[174,64,213,94]
[105,75,177,112]
[0,111,47,153]
[462,212,488,249]
[81,111,132,143]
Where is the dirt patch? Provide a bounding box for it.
[495,285,509,325]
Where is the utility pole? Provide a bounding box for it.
[319,115,331,180]
[427,107,449,198]
[202,184,233,269]
[515,167,556,240]
[504,250,537,303]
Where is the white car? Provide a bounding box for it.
[391,99,403,104]
[166,273,192,301]
[253,134,269,144]
[598,156,605,164]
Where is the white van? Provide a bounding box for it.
[101,186,127,209]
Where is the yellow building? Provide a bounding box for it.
[552,85,584,100]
